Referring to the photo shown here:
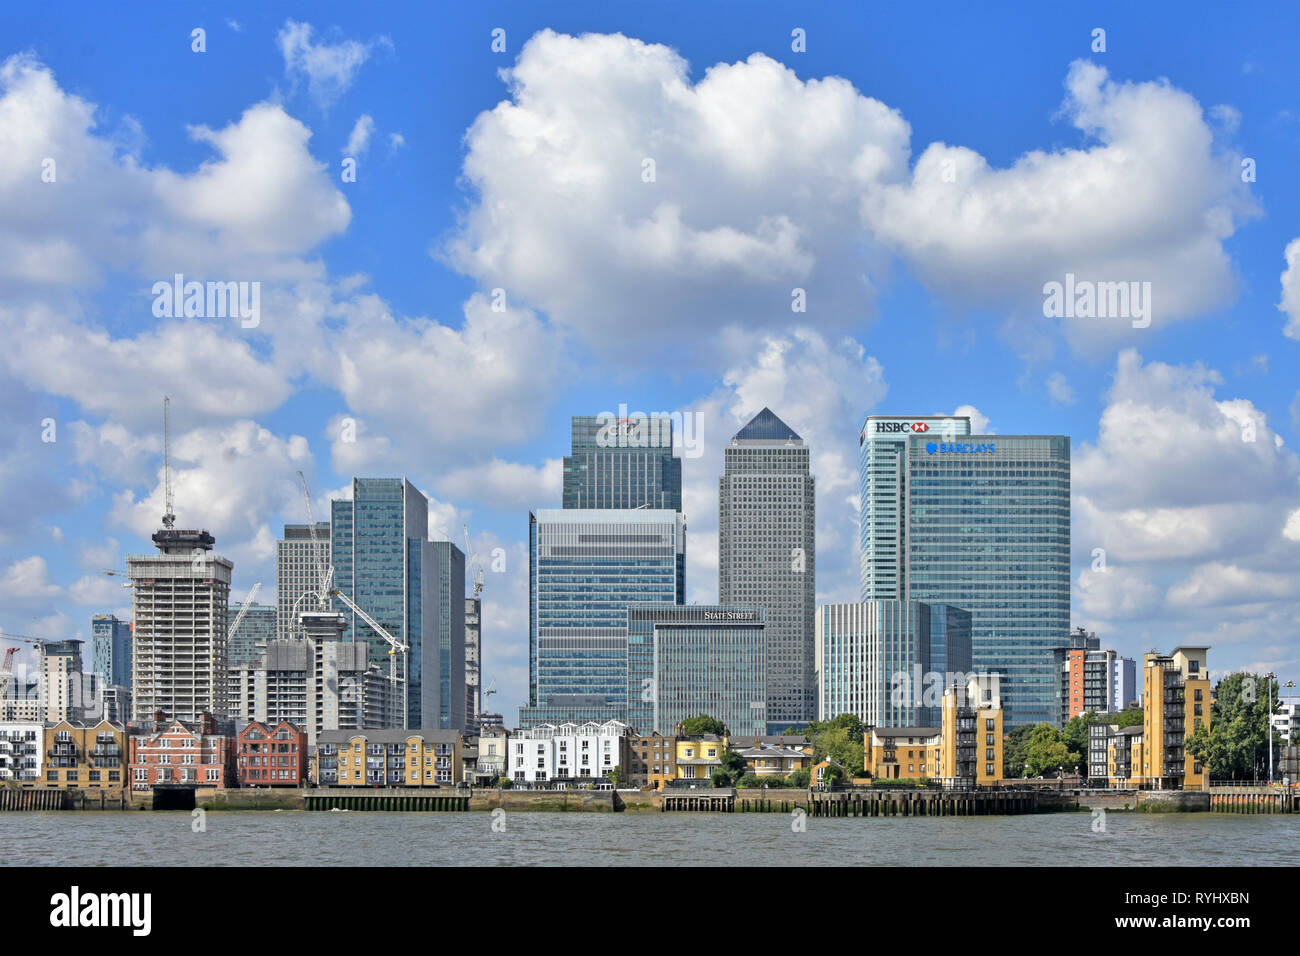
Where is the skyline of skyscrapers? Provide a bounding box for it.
[23,404,1081,739]
[719,407,816,732]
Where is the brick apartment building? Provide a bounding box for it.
[237,720,307,787]
[128,711,236,791]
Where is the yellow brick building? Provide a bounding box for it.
[941,674,1004,786]
[865,728,942,780]
[1139,647,1210,789]
[42,719,129,788]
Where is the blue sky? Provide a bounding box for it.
[3,1,1300,719]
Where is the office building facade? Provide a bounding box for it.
[627,604,767,736]
[815,601,972,728]
[276,522,330,641]
[563,413,682,510]
[523,509,685,728]
[860,417,1071,728]
[425,540,466,731]
[718,408,816,731]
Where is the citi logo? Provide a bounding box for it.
[49,886,151,936]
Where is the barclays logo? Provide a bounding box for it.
[926,442,995,454]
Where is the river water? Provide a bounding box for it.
[5,810,1300,866]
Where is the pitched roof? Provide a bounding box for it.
[733,407,800,442]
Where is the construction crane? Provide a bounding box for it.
[296,473,332,606]
[462,523,484,599]
[0,647,17,699]
[329,587,409,729]
[227,583,262,640]
[162,395,176,529]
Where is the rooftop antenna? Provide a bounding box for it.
[162,396,176,529]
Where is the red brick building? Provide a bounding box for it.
[128,712,236,791]
[237,720,307,787]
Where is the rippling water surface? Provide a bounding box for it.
[4,810,1298,866]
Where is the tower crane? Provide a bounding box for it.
[462,523,484,599]
[328,587,409,729]
[227,583,262,641]
[0,647,17,699]
[289,471,336,640]
[162,395,176,529]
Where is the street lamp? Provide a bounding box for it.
[1268,673,1277,786]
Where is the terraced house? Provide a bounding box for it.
[316,729,462,787]
[42,719,129,788]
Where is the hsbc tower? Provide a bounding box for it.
[859,416,971,601]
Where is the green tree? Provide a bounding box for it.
[678,714,728,736]
[822,763,844,787]
[1022,724,1072,778]
[1002,724,1036,778]
[710,768,733,788]
[606,766,623,787]
[1112,706,1143,729]
[1191,672,1278,781]
[800,714,866,777]
[497,776,513,790]
[1061,713,1096,775]
[787,768,811,788]
[720,748,747,783]
[736,773,764,789]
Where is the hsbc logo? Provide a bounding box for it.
[874,422,930,433]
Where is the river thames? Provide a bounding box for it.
[5,810,1300,866]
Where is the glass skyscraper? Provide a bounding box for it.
[859,421,1071,729]
[90,614,132,688]
[331,478,465,729]
[718,408,816,731]
[563,414,682,510]
[859,416,971,600]
[523,509,685,727]
[628,604,766,736]
[226,603,276,669]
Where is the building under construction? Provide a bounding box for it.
[228,611,395,745]
[127,528,233,724]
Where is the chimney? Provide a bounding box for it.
[153,709,166,733]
